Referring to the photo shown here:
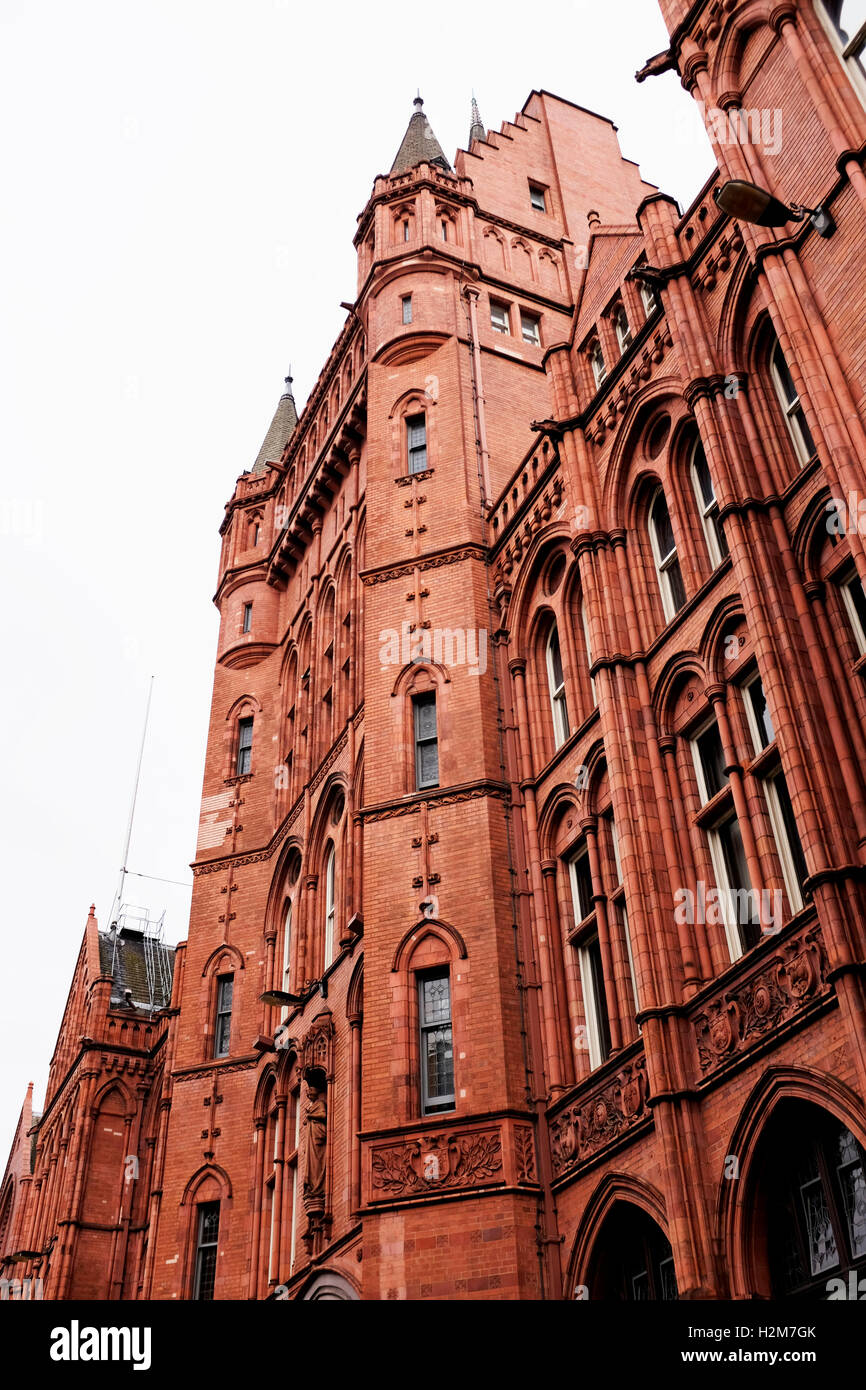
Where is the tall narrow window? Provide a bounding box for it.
[581,598,597,706]
[613,305,632,355]
[818,2,866,95]
[419,969,455,1114]
[771,340,816,466]
[441,219,449,241]
[693,720,728,803]
[520,310,541,346]
[765,770,810,914]
[490,300,510,334]
[214,975,233,1058]
[402,219,410,242]
[281,898,293,996]
[569,846,594,924]
[640,281,659,317]
[841,571,866,654]
[193,1202,220,1301]
[691,720,759,957]
[401,294,412,325]
[413,692,439,790]
[242,602,253,633]
[407,414,427,475]
[590,341,607,389]
[546,625,570,748]
[743,674,775,753]
[649,489,687,620]
[580,933,612,1069]
[236,716,253,775]
[691,440,729,568]
[323,845,336,969]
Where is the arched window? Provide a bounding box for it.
[690,439,729,568]
[236,716,253,776]
[817,1,866,100]
[648,488,686,621]
[761,1102,866,1297]
[770,339,816,467]
[323,844,336,969]
[590,340,607,389]
[613,305,632,355]
[546,624,570,748]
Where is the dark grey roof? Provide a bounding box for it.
[98,927,175,1011]
[469,96,485,145]
[390,97,451,176]
[252,377,299,475]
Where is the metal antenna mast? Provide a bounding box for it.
[107,675,154,933]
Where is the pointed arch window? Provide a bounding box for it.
[691,439,729,568]
[546,624,570,748]
[590,340,607,389]
[649,488,686,621]
[236,716,253,775]
[770,339,816,467]
[613,305,632,355]
[324,845,336,969]
[193,1202,220,1301]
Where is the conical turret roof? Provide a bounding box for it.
[251,374,299,475]
[390,95,451,176]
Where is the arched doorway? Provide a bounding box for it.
[752,1100,866,1298]
[300,1271,359,1300]
[586,1202,678,1300]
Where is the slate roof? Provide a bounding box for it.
[251,378,299,475]
[390,97,452,176]
[98,927,175,1011]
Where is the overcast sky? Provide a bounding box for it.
[0,0,713,1156]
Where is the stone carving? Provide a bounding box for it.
[370,1127,503,1199]
[549,1056,649,1178]
[692,927,829,1075]
[514,1127,537,1185]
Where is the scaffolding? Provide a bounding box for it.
[110,903,172,1012]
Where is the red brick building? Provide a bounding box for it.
[4,0,866,1302]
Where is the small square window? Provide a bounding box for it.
[402,295,412,325]
[529,183,547,212]
[520,311,541,346]
[490,301,510,335]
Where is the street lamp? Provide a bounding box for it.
[259,989,304,1008]
[714,179,835,238]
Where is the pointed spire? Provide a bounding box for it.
[251,370,299,475]
[469,94,486,145]
[390,93,452,177]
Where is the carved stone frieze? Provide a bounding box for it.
[549,1054,649,1178]
[369,1125,503,1200]
[692,926,830,1075]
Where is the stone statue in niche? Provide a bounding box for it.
[303,1068,328,1209]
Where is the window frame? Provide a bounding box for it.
[490,299,511,335]
[841,570,866,654]
[648,487,687,622]
[413,690,439,790]
[764,769,808,917]
[242,601,253,634]
[770,341,816,468]
[529,182,547,212]
[323,844,336,969]
[236,716,253,776]
[817,0,866,104]
[545,624,570,749]
[401,294,413,325]
[193,1201,220,1301]
[406,413,428,475]
[520,309,541,346]
[690,439,728,570]
[214,973,233,1058]
[613,305,633,355]
[579,932,612,1070]
[418,967,455,1115]
[589,340,607,389]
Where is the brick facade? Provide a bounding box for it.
[4,0,866,1301]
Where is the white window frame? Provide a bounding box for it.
[690,439,727,569]
[613,305,632,355]
[546,625,569,748]
[520,309,541,346]
[324,845,336,968]
[742,672,775,755]
[640,281,659,317]
[490,299,511,335]
[816,1,866,106]
[764,771,805,917]
[705,813,754,963]
[581,598,597,706]
[280,897,293,1023]
[590,341,607,389]
[568,846,594,926]
[578,936,607,1071]
[648,488,685,622]
[841,572,866,654]
[770,341,815,467]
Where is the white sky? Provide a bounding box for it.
[0,0,713,1157]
